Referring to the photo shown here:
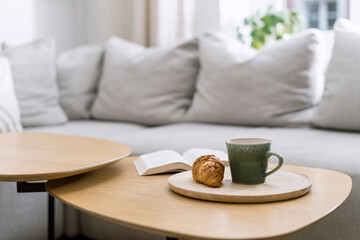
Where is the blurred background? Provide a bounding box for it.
[0,0,357,53]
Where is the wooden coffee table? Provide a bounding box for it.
[47,157,352,240]
[0,133,131,240]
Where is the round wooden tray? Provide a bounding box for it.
[168,167,312,203]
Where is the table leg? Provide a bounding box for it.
[17,182,55,240]
[48,194,55,240]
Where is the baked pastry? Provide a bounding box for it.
[192,155,225,187]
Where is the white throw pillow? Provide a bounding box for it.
[0,58,22,132]
[57,45,103,119]
[185,30,326,126]
[313,19,360,131]
[1,39,68,127]
[91,37,199,125]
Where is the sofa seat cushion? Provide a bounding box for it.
[25,120,146,143]
[27,121,360,175]
[115,123,360,174]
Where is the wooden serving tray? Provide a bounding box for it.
[168,167,312,203]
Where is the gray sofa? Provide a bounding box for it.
[1,19,360,240]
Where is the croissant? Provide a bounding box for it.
[192,155,225,187]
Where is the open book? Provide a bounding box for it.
[134,148,228,176]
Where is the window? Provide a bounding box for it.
[306,2,320,28]
[289,0,349,30]
[327,2,338,28]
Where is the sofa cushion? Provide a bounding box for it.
[25,120,146,142]
[0,58,22,132]
[313,19,360,131]
[185,30,326,127]
[57,45,103,119]
[113,123,360,172]
[91,37,199,125]
[0,39,68,127]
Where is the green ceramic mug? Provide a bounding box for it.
[226,138,283,184]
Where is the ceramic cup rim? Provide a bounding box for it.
[226,138,271,145]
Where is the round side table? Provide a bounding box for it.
[0,132,131,240]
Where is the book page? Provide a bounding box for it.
[182,148,228,166]
[134,150,191,176]
[142,150,189,167]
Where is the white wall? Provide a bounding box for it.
[0,0,36,46]
[350,0,360,25]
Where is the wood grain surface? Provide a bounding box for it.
[47,157,352,240]
[0,133,131,181]
[168,168,312,203]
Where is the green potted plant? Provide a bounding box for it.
[237,6,304,49]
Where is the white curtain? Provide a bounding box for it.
[131,0,196,46]
[132,0,220,46]
[33,0,204,49]
[0,0,220,51]
[194,0,220,36]
[149,0,195,46]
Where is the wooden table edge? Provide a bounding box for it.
[0,152,131,182]
[47,157,353,240]
[0,133,132,182]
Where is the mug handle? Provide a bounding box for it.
[264,152,283,177]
